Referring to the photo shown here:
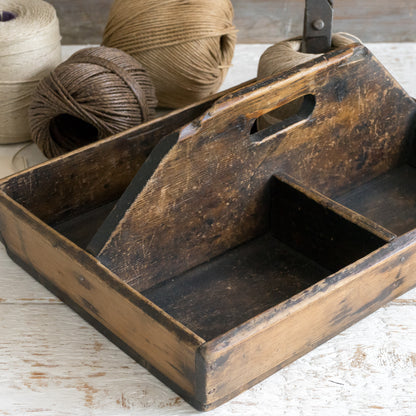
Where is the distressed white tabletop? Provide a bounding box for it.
[1,43,416,416]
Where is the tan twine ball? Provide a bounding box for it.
[257,33,361,129]
[103,0,237,109]
[29,46,157,158]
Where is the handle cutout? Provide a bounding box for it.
[250,94,316,142]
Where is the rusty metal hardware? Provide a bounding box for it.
[302,0,333,53]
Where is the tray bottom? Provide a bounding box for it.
[143,233,330,341]
[53,201,117,249]
[337,164,416,236]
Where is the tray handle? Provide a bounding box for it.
[179,44,360,143]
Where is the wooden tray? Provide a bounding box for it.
[0,41,415,411]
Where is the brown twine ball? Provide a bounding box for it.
[29,46,157,158]
[102,0,237,109]
[257,33,361,130]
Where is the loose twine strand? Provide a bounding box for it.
[103,0,237,108]
[0,0,61,143]
[257,33,362,129]
[29,46,157,158]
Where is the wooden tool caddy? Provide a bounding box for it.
[1,41,416,410]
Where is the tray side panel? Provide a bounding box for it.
[196,230,416,410]
[270,174,394,272]
[0,89,231,225]
[0,192,203,400]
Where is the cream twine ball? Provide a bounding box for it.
[103,0,237,109]
[257,33,361,129]
[0,0,61,144]
[29,46,157,158]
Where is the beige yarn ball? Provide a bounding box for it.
[103,0,237,109]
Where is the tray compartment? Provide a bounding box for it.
[144,233,329,341]
[336,164,416,236]
[143,174,391,341]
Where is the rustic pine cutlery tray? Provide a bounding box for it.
[1,42,416,410]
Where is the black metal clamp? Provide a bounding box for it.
[302,0,333,54]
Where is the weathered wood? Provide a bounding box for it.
[1,41,416,412]
[53,201,117,249]
[271,173,395,273]
[1,43,416,415]
[142,173,394,341]
[0,191,204,402]
[1,81,248,226]
[49,0,416,45]
[90,44,416,291]
[1,295,416,414]
[337,164,416,235]
[197,229,416,409]
[144,232,330,341]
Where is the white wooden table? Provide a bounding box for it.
[1,43,416,415]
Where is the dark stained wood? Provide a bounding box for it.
[144,232,330,341]
[1,81,250,226]
[90,44,416,291]
[50,0,416,45]
[271,173,394,273]
[1,41,416,412]
[197,228,416,410]
[336,164,416,236]
[53,201,117,249]
[143,172,394,341]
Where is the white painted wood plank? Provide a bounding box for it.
[0,244,61,304]
[1,43,416,415]
[0,303,416,415]
[0,305,187,416]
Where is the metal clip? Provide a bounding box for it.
[302,0,333,54]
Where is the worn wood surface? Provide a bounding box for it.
[337,165,416,236]
[1,43,416,415]
[1,238,416,415]
[0,187,204,401]
[144,232,330,341]
[49,0,416,44]
[143,172,396,342]
[91,43,415,292]
[199,228,416,408]
[1,88,231,226]
[270,173,394,273]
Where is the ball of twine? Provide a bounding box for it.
[257,33,361,130]
[0,0,61,144]
[29,46,157,158]
[103,0,237,109]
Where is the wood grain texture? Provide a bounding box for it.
[1,94,223,225]
[0,191,204,400]
[4,41,416,410]
[1,44,416,415]
[337,165,416,235]
[49,0,416,44]
[197,229,416,408]
[92,43,416,291]
[143,232,331,341]
[142,174,396,342]
[0,304,188,415]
